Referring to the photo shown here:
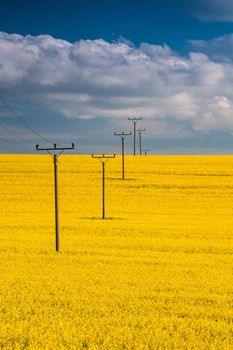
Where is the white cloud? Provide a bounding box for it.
[193,96,233,132]
[189,34,233,62]
[1,31,233,140]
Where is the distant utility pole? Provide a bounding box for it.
[36,143,75,252]
[92,154,115,219]
[128,117,142,155]
[137,128,146,156]
[142,148,151,156]
[114,131,132,180]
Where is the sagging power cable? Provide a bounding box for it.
[0,95,53,144]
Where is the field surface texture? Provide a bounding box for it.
[0,155,232,350]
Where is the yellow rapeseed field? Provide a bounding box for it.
[0,155,232,349]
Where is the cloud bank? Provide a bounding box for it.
[1,31,233,151]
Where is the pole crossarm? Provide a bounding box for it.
[128,117,142,122]
[36,143,75,152]
[92,154,116,160]
[142,148,151,155]
[114,132,132,139]
[136,128,146,133]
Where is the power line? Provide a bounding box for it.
[0,120,22,137]
[0,136,22,145]
[0,95,53,143]
[0,119,27,145]
[0,118,29,146]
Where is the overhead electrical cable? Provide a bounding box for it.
[0,119,24,138]
[0,136,22,145]
[0,95,53,143]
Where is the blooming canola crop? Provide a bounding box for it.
[0,155,232,349]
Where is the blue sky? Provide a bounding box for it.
[1,0,233,153]
[2,0,233,49]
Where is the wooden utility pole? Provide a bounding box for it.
[114,131,131,179]
[36,143,75,252]
[92,154,115,219]
[142,148,151,155]
[137,128,146,156]
[128,117,142,155]
[53,154,59,251]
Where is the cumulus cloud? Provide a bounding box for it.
[189,34,233,62]
[1,31,233,148]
